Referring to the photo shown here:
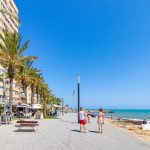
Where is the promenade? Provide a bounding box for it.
[0,113,150,150]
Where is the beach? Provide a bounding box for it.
[106,118,150,142]
[0,113,150,150]
[90,109,150,142]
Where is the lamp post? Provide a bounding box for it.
[62,97,64,115]
[77,74,80,123]
[72,90,75,103]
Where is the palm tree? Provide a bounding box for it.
[0,30,37,112]
[35,77,44,104]
[39,83,50,100]
[32,71,44,104]
[16,60,33,104]
[28,68,42,104]
[50,94,57,105]
[39,84,52,116]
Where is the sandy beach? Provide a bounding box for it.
[0,113,150,150]
[106,118,150,142]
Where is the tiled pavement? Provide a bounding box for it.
[0,113,150,150]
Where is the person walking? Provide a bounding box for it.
[97,108,104,134]
[78,108,87,133]
[87,110,91,123]
[5,112,10,124]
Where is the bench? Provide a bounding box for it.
[16,120,39,131]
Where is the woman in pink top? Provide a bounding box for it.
[97,108,104,133]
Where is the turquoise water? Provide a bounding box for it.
[110,109,150,120]
[91,109,150,120]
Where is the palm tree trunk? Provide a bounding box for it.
[25,86,27,104]
[22,81,28,104]
[9,77,13,113]
[42,98,46,116]
[8,65,15,113]
[39,94,43,104]
[31,84,34,104]
[24,85,28,104]
[36,87,39,103]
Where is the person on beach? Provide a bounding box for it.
[79,108,87,133]
[87,110,91,123]
[97,108,104,133]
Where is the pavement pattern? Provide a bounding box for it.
[0,113,150,150]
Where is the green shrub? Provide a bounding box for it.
[0,104,4,114]
[44,115,59,119]
[42,101,46,116]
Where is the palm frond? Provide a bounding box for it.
[18,40,29,55]
[21,56,38,62]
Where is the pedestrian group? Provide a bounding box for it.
[78,108,104,133]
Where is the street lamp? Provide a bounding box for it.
[62,97,64,115]
[77,74,80,123]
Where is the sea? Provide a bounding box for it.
[90,109,150,120]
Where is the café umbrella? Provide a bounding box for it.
[32,104,42,109]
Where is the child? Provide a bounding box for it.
[87,110,91,123]
[79,108,87,133]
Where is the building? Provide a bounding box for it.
[0,0,19,33]
[0,0,37,106]
[0,0,21,105]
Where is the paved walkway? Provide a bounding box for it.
[0,113,150,150]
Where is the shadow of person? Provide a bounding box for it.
[61,120,78,124]
[71,129,81,133]
[88,130,98,133]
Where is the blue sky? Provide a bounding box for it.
[15,0,150,109]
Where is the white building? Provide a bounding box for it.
[0,0,19,33]
[0,0,19,104]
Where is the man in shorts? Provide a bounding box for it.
[78,108,87,133]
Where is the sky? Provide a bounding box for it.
[15,0,150,109]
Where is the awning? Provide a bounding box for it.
[32,104,42,109]
[0,102,4,105]
[15,104,31,108]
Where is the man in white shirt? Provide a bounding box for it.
[78,108,87,133]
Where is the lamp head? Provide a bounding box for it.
[77,74,80,83]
